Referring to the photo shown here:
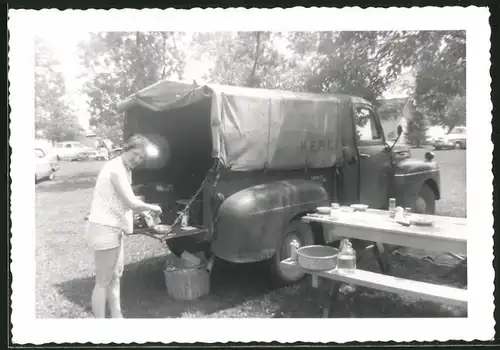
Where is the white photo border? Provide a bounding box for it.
[9,7,494,344]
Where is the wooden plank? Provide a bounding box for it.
[303,210,467,255]
[133,225,207,240]
[281,259,468,308]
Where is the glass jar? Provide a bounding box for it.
[330,202,340,219]
[144,211,160,227]
[337,238,356,273]
[289,240,300,261]
[404,207,412,217]
[389,198,397,218]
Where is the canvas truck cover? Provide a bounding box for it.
[117,80,359,171]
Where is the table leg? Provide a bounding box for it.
[322,281,341,318]
[373,242,391,273]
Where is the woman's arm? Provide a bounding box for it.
[110,170,161,213]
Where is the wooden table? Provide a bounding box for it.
[281,207,468,317]
[302,208,467,255]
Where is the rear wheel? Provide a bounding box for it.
[414,184,436,214]
[269,219,315,286]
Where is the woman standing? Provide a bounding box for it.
[87,134,162,318]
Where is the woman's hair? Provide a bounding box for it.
[122,134,150,153]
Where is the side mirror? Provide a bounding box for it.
[389,125,404,152]
[425,151,435,162]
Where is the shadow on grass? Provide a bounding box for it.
[56,250,467,319]
[56,255,277,318]
[263,254,467,319]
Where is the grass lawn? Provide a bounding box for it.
[35,147,467,318]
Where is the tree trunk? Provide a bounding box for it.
[135,32,147,89]
[248,32,262,87]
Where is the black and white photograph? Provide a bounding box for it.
[9,7,493,344]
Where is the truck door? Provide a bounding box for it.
[354,105,392,209]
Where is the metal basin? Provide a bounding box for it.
[296,245,338,271]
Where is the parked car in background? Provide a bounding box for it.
[35,148,59,182]
[80,147,110,161]
[432,126,467,150]
[53,141,96,161]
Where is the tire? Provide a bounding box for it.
[269,219,315,286]
[454,142,462,150]
[414,184,436,214]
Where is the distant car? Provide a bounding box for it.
[82,147,110,161]
[53,141,96,161]
[432,126,467,150]
[35,148,59,182]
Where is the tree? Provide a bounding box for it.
[35,37,82,141]
[78,31,187,143]
[302,31,422,107]
[443,95,466,132]
[404,109,428,147]
[413,31,466,131]
[190,31,293,89]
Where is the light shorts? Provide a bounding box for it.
[86,222,125,286]
[86,221,124,251]
[94,244,124,287]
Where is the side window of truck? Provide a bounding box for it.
[355,106,382,142]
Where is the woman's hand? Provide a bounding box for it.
[149,204,162,214]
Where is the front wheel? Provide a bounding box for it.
[269,219,315,286]
[414,184,436,214]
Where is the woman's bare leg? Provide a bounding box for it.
[93,246,120,318]
[107,243,124,318]
[107,277,123,318]
[91,284,107,318]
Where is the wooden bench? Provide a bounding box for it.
[281,259,468,309]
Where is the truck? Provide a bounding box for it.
[116,80,441,285]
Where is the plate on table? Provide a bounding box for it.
[316,207,331,215]
[153,224,172,234]
[410,217,434,227]
[350,204,369,212]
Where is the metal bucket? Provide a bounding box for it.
[296,245,339,271]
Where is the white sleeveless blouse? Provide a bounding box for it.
[87,157,134,250]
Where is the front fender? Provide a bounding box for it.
[211,179,328,263]
[393,158,441,207]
